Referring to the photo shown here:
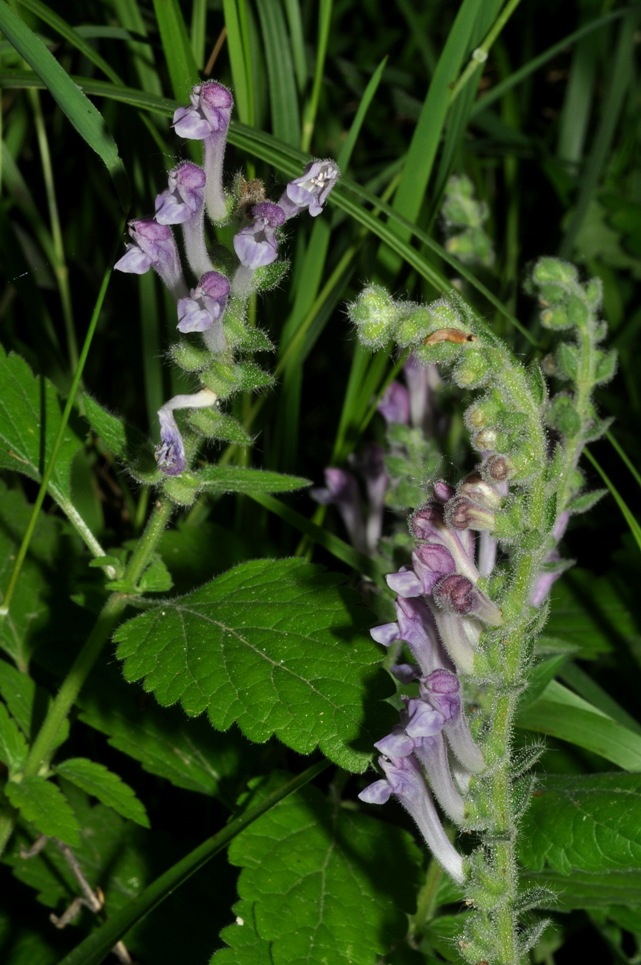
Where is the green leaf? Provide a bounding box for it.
[0,482,63,669]
[187,408,253,445]
[82,393,149,462]
[0,2,128,208]
[6,788,151,914]
[213,899,271,965]
[566,488,608,514]
[5,776,81,846]
[0,348,84,506]
[77,662,257,798]
[197,466,311,495]
[0,658,36,735]
[114,559,394,772]
[517,681,641,770]
[54,758,149,828]
[0,702,28,775]
[215,780,421,964]
[520,774,641,880]
[545,568,638,659]
[137,555,173,593]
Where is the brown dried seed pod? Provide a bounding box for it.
[423,328,478,345]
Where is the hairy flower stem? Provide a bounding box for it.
[0,497,174,858]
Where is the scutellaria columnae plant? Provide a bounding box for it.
[349,259,617,962]
[114,80,339,505]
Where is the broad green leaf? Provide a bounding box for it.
[5,776,81,846]
[78,666,256,799]
[517,681,641,770]
[215,780,421,965]
[54,758,149,828]
[0,702,28,774]
[0,483,63,669]
[213,899,271,965]
[0,2,128,207]
[197,465,311,495]
[82,393,149,462]
[114,559,394,772]
[520,774,641,888]
[0,348,84,507]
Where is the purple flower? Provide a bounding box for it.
[233,202,285,269]
[173,82,234,224]
[421,671,485,773]
[155,161,206,225]
[386,566,423,598]
[155,388,219,477]
[277,159,340,220]
[311,467,367,553]
[115,218,187,300]
[412,542,457,594]
[359,755,465,884]
[172,81,233,140]
[378,381,410,425]
[176,271,230,347]
[156,408,186,477]
[350,443,388,551]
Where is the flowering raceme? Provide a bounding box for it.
[115,80,339,479]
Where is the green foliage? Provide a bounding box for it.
[0,0,639,961]
[215,779,422,964]
[0,347,84,507]
[5,777,81,846]
[114,559,393,772]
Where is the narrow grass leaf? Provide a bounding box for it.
[0,2,128,208]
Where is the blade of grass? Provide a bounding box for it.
[255,0,300,146]
[0,3,129,209]
[584,447,641,555]
[559,8,640,259]
[222,0,254,126]
[470,8,628,118]
[300,0,331,153]
[150,0,199,100]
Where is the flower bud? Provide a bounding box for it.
[350,285,399,349]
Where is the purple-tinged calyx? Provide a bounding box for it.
[176,271,230,348]
[432,574,503,627]
[278,159,340,220]
[115,218,187,300]
[155,161,206,225]
[233,202,285,269]
[445,495,496,532]
[358,755,465,884]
